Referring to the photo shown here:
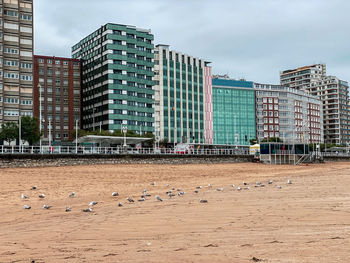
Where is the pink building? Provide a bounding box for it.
[204,65,213,144]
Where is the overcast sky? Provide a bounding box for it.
[34,0,350,84]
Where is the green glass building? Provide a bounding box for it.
[72,23,155,133]
[154,45,208,144]
[212,77,256,145]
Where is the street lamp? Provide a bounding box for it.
[122,125,128,147]
[75,119,79,154]
[38,83,42,152]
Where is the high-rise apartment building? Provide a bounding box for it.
[33,55,81,142]
[212,76,256,146]
[154,45,209,144]
[72,23,155,134]
[204,66,213,144]
[254,83,323,144]
[0,0,33,125]
[280,64,350,145]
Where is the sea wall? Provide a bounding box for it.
[0,154,254,168]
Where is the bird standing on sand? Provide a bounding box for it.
[65,206,71,212]
[127,197,134,203]
[276,185,282,189]
[69,192,75,198]
[200,199,208,203]
[21,194,28,199]
[39,194,45,199]
[31,186,37,190]
[287,179,292,185]
[150,182,156,186]
[24,205,31,210]
[237,186,242,191]
[83,208,92,212]
[217,188,224,192]
[156,195,163,202]
[42,204,51,209]
[138,197,146,202]
[268,180,273,185]
[89,201,98,206]
[118,202,123,207]
[112,192,119,197]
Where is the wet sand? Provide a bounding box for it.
[0,162,350,262]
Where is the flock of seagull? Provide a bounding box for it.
[20,179,293,212]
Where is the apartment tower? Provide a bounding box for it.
[154,45,209,144]
[280,64,350,145]
[72,23,155,134]
[0,0,33,125]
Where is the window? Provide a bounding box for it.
[21,62,32,69]
[4,97,19,104]
[55,60,60,65]
[21,99,32,105]
[4,72,19,79]
[20,75,32,81]
[4,10,18,17]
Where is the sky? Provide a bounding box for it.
[34,0,350,84]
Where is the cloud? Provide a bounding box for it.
[34,0,350,84]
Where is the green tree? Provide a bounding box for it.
[0,122,18,145]
[250,138,257,145]
[21,116,40,145]
[261,137,283,143]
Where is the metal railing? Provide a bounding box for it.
[0,145,250,156]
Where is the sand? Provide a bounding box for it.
[0,162,350,262]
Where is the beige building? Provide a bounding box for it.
[0,0,34,125]
[280,64,350,145]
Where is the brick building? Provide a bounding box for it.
[33,55,81,143]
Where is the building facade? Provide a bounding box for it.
[0,0,33,125]
[154,45,207,144]
[280,64,350,145]
[204,66,213,144]
[212,76,256,146]
[254,83,323,144]
[72,23,155,134]
[33,56,81,142]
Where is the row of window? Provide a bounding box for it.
[0,71,32,80]
[113,119,153,126]
[113,109,152,117]
[37,58,79,66]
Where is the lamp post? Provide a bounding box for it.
[48,118,52,149]
[38,83,42,152]
[122,125,128,147]
[75,119,79,154]
[18,117,21,152]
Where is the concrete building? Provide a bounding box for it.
[33,56,81,143]
[0,0,33,125]
[154,45,209,144]
[254,83,323,144]
[212,76,256,146]
[72,23,155,134]
[280,64,350,145]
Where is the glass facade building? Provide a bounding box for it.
[154,45,208,144]
[72,23,155,133]
[212,77,256,145]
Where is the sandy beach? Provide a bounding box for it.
[0,162,349,262]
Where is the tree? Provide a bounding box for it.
[261,137,283,143]
[250,138,257,145]
[21,116,40,145]
[0,122,18,145]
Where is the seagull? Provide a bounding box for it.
[138,197,146,202]
[142,189,147,193]
[165,184,169,187]
[178,191,185,196]
[31,186,37,190]
[39,194,45,199]
[237,186,242,191]
[244,186,250,190]
[126,197,134,203]
[231,184,235,188]
[177,188,182,192]
[243,182,248,186]
[23,205,31,210]
[112,192,119,197]
[207,184,212,188]
[168,192,175,198]
[21,194,28,199]
[155,195,163,202]
[276,185,282,189]
[194,190,199,194]
[287,180,292,185]
[150,182,156,186]
[82,208,92,212]
[217,188,224,192]
[118,202,123,207]
[145,193,151,197]
[200,199,208,203]
[89,201,98,206]
[268,180,273,185]
[69,192,75,198]
[171,187,175,191]
[65,206,71,212]
[42,204,51,209]
[196,186,202,189]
